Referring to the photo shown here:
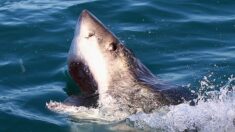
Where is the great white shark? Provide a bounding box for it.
[66,9,196,115]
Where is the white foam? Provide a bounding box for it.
[128,96,235,131]
[128,75,235,132]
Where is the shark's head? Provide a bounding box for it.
[68,10,137,96]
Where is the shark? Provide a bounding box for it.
[65,9,196,116]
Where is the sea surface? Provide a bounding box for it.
[0,0,235,132]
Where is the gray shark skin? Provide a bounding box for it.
[67,10,196,114]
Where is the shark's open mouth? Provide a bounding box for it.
[68,60,98,95]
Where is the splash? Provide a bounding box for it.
[47,74,235,131]
[128,75,235,132]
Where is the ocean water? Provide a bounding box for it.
[0,0,235,131]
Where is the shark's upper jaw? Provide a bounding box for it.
[67,10,121,96]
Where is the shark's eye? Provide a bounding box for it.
[107,42,117,51]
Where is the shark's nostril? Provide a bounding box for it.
[86,32,95,39]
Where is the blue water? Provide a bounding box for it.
[0,0,235,131]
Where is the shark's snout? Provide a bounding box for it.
[76,10,109,40]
